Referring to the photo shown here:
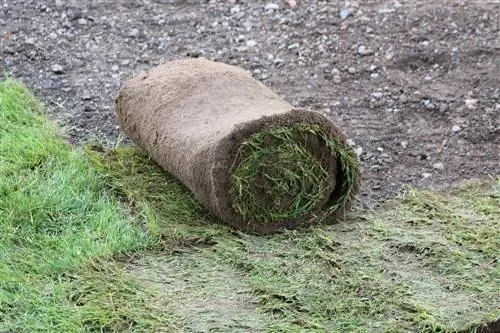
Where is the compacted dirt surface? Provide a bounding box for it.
[1,0,499,202]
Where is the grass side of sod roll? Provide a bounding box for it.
[228,123,360,224]
[1,77,498,333]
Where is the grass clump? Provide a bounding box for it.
[0,78,172,332]
[229,123,360,224]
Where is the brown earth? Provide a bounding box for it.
[1,0,499,202]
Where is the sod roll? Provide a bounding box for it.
[115,58,360,234]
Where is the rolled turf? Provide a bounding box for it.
[115,58,360,234]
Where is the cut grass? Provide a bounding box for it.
[2,77,498,332]
[83,145,225,242]
[228,123,360,224]
[0,78,173,332]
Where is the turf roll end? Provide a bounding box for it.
[115,58,360,234]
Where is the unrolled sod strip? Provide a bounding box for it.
[115,58,360,234]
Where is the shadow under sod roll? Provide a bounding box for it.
[115,58,360,234]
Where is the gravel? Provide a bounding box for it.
[51,64,64,74]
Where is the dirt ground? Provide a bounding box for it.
[1,0,499,201]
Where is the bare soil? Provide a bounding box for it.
[1,0,499,201]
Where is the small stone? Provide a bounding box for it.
[340,8,353,20]
[369,64,378,71]
[354,146,363,157]
[348,67,356,74]
[451,125,461,133]
[358,45,374,56]
[81,93,92,100]
[378,6,396,14]
[243,21,253,31]
[464,98,478,109]
[422,172,432,179]
[371,92,384,99]
[288,42,300,50]
[399,94,409,103]
[400,141,408,148]
[111,65,119,72]
[78,18,87,25]
[423,99,435,109]
[370,73,379,79]
[333,76,342,83]
[51,64,64,74]
[25,37,35,44]
[55,0,64,7]
[347,139,356,147]
[246,40,257,48]
[331,68,340,75]
[121,59,130,66]
[230,5,240,14]
[264,3,280,10]
[128,28,140,38]
[49,32,58,39]
[433,162,444,171]
[70,10,83,21]
[376,147,384,152]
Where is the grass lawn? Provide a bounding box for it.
[0,78,498,332]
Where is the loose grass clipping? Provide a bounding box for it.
[115,58,360,234]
